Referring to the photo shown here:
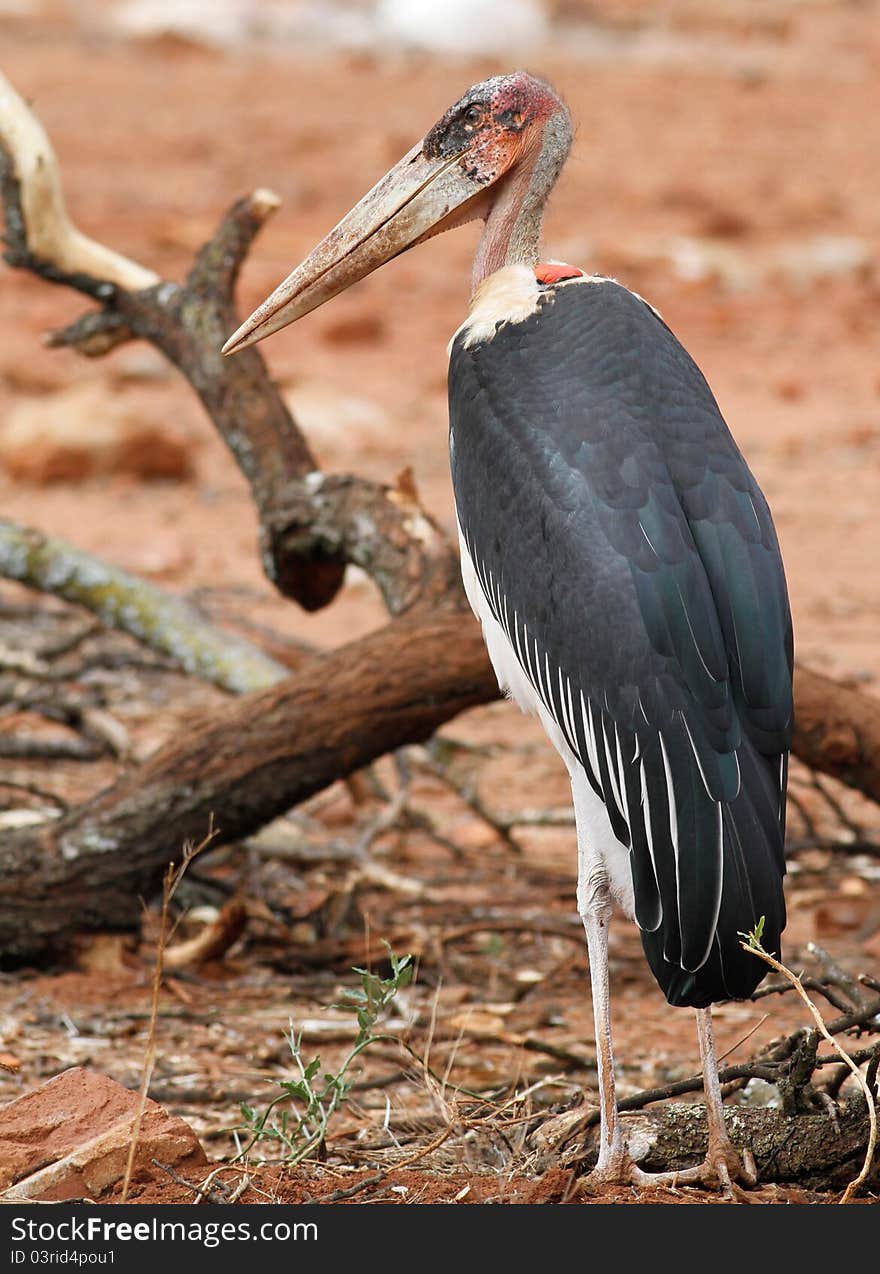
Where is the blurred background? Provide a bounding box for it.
[0,0,878,1201]
[2,0,878,676]
[2,0,878,674]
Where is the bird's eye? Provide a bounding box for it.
[463,104,483,127]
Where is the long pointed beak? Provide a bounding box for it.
[222,143,478,355]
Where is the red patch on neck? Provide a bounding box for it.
[535,262,585,285]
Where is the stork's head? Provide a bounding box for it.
[222,71,571,355]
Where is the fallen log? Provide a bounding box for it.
[574,1099,875,1194]
[0,603,496,962]
[793,665,880,807]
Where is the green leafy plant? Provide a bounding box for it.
[237,945,414,1163]
[739,914,766,950]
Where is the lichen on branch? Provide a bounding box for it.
[0,520,286,694]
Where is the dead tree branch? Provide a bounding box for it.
[0,82,334,612]
[594,1099,875,1193]
[0,71,158,292]
[0,607,495,962]
[535,951,880,1193]
[0,520,287,693]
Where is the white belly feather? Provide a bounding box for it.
[456,523,636,918]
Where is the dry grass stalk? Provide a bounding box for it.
[120,823,216,1202]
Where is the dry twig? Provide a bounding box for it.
[741,934,878,1203]
[121,824,217,1202]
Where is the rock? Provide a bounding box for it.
[659,233,872,293]
[319,304,386,346]
[376,0,548,53]
[0,1067,206,1200]
[121,529,193,579]
[283,380,389,456]
[0,383,195,484]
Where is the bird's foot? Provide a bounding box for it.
[695,1140,758,1201]
[654,1141,757,1201]
[582,1142,757,1201]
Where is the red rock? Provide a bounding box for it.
[319,306,386,346]
[120,529,193,579]
[0,383,195,484]
[814,897,872,937]
[0,1067,206,1200]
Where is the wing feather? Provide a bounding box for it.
[449,278,792,1006]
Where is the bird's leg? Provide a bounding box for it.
[695,1006,757,1194]
[572,797,634,1181]
[570,776,756,1195]
[581,895,632,1178]
[578,993,758,1195]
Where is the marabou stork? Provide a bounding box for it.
[223,72,793,1192]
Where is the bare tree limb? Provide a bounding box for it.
[0,88,338,612]
[0,736,102,762]
[0,605,496,962]
[535,954,880,1193]
[0,520,287,693]
[587,1100,875,1193]
[0,71,158,292]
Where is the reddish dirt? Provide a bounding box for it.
[1,2,879,1206]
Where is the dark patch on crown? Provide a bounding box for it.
[422,72,560,161]
[423,92,491,160]
[494,108,528,132]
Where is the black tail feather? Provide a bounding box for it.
[640,743,786,1008]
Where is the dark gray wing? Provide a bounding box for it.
[449,278,792,1007]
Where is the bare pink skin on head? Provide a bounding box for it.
[222,70,572,354]
[417,72,573,288]
[423,71,564,178]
